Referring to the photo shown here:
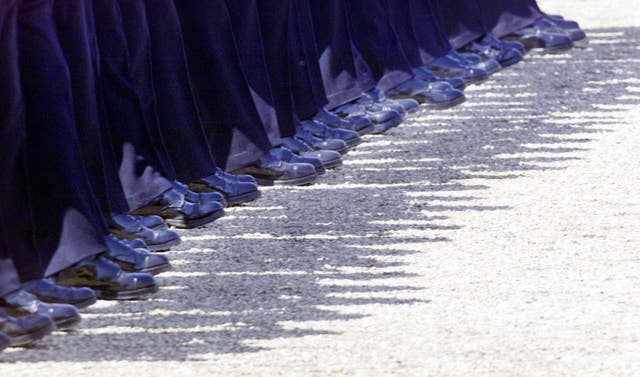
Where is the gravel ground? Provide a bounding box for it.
[3,1,640,376]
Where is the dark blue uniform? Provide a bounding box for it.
[17,0,109,279]
[480,0,543,38]
[289,0,329,120]
[0,0,26,297]
[432,0,487,50]
[308,0,364,110]
[141,0,217,185]
[116,0,177,180]
[402,0,453,66]
[91,0,174,211]
[344,0,413,92]
[52,0,131,219]
[175,0,276,172]
[223,0,282,150]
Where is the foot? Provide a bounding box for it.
[294,127,348,154]
[54,256,159,300]
[111,214,182,252]
[22,278,96,309]
[298,120,363,150]
[1,290,80,328]
[364,88,421,114]
[504,26,573,52]
[0,310,55,347]
[190,169,262,207]
[387,78,466,109]
[335,101,404,133]
[461,36,524,68]
[134,215,168,231]
[413,67,467,91]
[282,138,343,170]
[130,188,225,229]
[233,149,319,187]
[173,180,227,207]
[313,108,375,135]
[104,235,171,275]
[429,52,489,84]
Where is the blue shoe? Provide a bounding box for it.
[429,53,489,84]
[365,88,421,114]
[298,120,363,149]
[480,33,526,55]
[130,188,225,229]
[357,93,407,115]
[412,67,467,91]
[192,169,261,206]
[22,279,96,309]
[0,310,54,347]
[335,101,404,133]
[461,37,524,68]
[271,147,326,176]
[55,256,159,300]
[216,168,256,184]
[282,137,343,170]
[233,149,318,186]
[505,26,573,52]
[294,127,348,154]
[173,180,227,207]
[534,17,586,42]
[1,290,80,328]
[387,78,466,109]
[105,235,171,276]
[111,214,182,252]
[451,50,503,75]
[135,215,168,231]
[314,108,375,135]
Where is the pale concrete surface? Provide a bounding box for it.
[3,1,640,376]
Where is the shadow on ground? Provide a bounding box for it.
[2,26,640,362]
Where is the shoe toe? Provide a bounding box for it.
[38,303,80,327]
[141,253,171,273]
[476,59,502,75]
[10,314,55,341]
[567,28,586,41]
[499,48,524,66]
[285,162,316,179]
[121,272,157,290]
[199,191,225,204]
[346,116,373,131]
[124,238,147,249]
[424,88,465,106]
[235,181,260,195]
[395,98,420,113]
[69,287,97,305]
[316,138,347,152]
[368,109,398,124]
[198,200,224,217]
[464,68,489,83]
[444,77,467,90]
[303,150,342,166]
[151,229,180,244]
[429,81,453,91]
[544,33,573,50]
[136,215,167,230]
[330,128,360,144]
[503,40,526,54]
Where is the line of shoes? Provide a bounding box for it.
[232,13,586,187]
[0,13,585,351]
